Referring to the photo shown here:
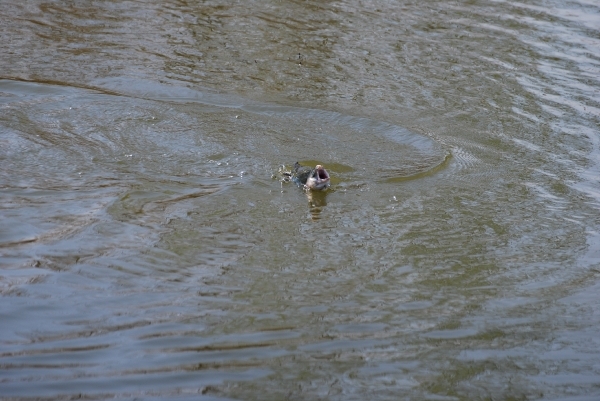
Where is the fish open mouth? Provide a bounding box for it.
[287,162,331,190]
[308,164,330,189]
[314,165,330,181]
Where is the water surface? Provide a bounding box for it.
[1,0,600,400]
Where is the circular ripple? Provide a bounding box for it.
[96,78,448,185]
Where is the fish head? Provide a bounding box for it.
[305,164,330,190]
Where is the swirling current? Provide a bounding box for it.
[1,1,600,400]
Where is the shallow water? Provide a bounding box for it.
[1,0,600,400]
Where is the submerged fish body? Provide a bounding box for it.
[292,162,331,190]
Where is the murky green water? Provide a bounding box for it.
[1,1,600,400]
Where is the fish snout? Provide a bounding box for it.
[306,165,330,190]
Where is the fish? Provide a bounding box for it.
[291,162,331,190]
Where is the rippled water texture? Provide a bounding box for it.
[1,1,600,400]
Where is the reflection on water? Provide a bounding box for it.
[1,0,600,400]
[306,189,328,220]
